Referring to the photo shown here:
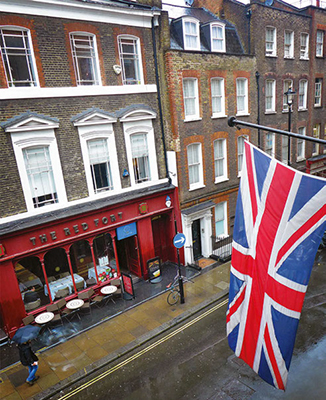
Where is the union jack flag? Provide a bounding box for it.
[227,141,326,390]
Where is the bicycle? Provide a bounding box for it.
[166,272,194,305]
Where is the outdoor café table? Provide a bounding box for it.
[35,311,55,334]
[100,285,117,304]
[66,299,84,321]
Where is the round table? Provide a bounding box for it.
[100,285,117,295]
[35,312,54,324]
[66,299,84,310]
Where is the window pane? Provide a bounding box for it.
[131,133,150,183]
[188,144,200,185]
[70,33,98,85]
[118,36,140,85]
[214,139,224,178]
[183,79,197,117]
[23,147,58,208]
[0,29,37,87]
[215,203,226,237]
[211,78,223,114]
[88,139,113,192]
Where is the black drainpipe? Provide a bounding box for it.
[246,9,252,55]
[152,16,171,185]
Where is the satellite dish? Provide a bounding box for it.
[265,0,274,6]
[185,0,194,6]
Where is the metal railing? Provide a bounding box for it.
[211,235,233,262]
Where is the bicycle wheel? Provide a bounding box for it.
[167,288,179,305]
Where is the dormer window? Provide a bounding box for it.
[183,18,200,50]
[211,23,225,52]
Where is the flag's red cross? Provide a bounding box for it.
[227,144,325,390]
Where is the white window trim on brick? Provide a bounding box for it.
[236,78,249,116]
[121,109,159,187]
[312,124,320,156]
[0,26,39,88]
[316,30,324,57]
[213,138,228,184]
[237,135,248,176]
[314,79,322,107]
[297,127,306,161]
[215,201,228,240]
[118,34,144,85]
[265,132,275,158]
[298,79,308,110]
[187,142,204,191]
[183,77,200,121]
[300,33,309,60]
[70,32,101,86]
[74,112,121,197]
[210,23,226,53]
[265,79,276,113]
[284,30,294,59]
[266,26,277,57]
[211,77,226,118]
[5,116,67,212]
[182,17,200,51]
[281,136,289,164]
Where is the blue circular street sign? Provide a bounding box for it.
[173,233,186,249]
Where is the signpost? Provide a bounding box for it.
[173,233,186,304]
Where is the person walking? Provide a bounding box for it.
[18,341,39,386]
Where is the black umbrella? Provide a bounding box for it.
[12,325,41,344]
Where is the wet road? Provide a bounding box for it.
[55,248,326,400]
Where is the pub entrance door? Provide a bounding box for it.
[152,214,169,262]
[116,235,142,277]
[192,219,202,261]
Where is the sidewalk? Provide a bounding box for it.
[0,260,230,400]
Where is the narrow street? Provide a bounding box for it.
[54,248,326,400]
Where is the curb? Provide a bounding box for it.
[35,288,229,400]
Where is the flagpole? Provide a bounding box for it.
[228,117,326,145]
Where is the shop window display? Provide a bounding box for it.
[93,233,118,282]
[69,240,95,290]
[15,256,50,311]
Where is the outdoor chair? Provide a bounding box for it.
[46,303,63,326]
[110,278,122,299]
[78,290,92,315]
[57,298,73,320]
[90,288,104,308]
[55,287,69,299]
[22,315,34,326]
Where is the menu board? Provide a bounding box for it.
[147,257,162,282]
[121,272,135,298]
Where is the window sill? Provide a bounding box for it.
[265,111,276,115]
[215,234,229,242]
[236,113,250,117]
[298,108,308,112]
[300,57,309,61]
[296,157,306,162]
[214,177,229,184]
[184,117,202,122]
[314,105,322,108]
[284,56,294,60]
[211,114,227,119]
[189,184,206,191]
[265,54,277,58]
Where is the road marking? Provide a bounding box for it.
[59,299,228,399]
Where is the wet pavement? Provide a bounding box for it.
[0,257,230,400]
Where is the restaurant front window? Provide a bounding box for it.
[93,233,118,283]
[15,256,50,311]
[69,239,94,290]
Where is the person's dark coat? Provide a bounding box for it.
[18,342,38,366]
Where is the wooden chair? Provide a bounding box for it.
[22,315,34,326]
[46,303,63,326]
[78,290,92,315]
[57,298,72,320]
[24,298,41,312]
[110,278,122,299]
[90,288,104,308]
[75,280,85,291]
[55,287,69,299]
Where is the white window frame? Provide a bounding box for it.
[236,78,249,116]
[300,33,309,60]
[215,202,228,240]
[211,23,226,53]
[281,136,289,164]
[0,26,39,88]
[183,78,200,121]
[265,133,275,158]
[266,27,277,57]
[237,135,248,176]
[70,32,101,86]
[118,35,143,85]
[121,110,158,187]
[312,124,320,156]
[314,78,322,107]
[5,117,67,212]
[297,127,306,161]
[316,30,324,57]
[283,79,293,111]
[213,139,228,184]
[211,77,225,118]
[182,18,200,51]
[265,79,276,113]
[75,116,121,197]
[298,79,308,110]
[187,143,204,191]
[284,30,294,59]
